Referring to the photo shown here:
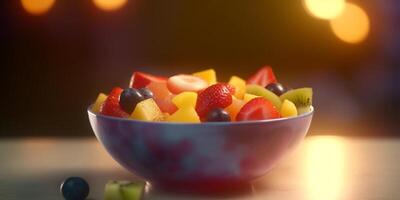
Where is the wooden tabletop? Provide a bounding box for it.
[1,136,399,200]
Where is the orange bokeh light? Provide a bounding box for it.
[21,0,55,15]
[92,0,128,12]
[303,0,346,20]
[330,3,370,44]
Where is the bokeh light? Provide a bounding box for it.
[329,3,370,44]
[305,136,345,200]
[20,0,55,15]
[92,0,128,11]
[303,0,346,20]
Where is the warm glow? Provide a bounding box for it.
[21,0,55,15]
[92,0,127,11]
[303,0,346,19]
[305,136,345,200]
[330,3,370,44]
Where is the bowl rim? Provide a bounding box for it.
[88,105,313,126]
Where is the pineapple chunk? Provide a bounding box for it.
[92,93,107,113]
[280,99,298,117]
[192,69,217,85]
[130,98,163,121]
[228,76,246,99]
[172,92,197,108]
[166,107,200,123]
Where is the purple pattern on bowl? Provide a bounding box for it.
[88,107,313,192]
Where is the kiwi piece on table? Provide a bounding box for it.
[246,84,282,109]
[105,180,145,200]
[280,88,312,114]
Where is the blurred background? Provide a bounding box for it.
[1,0,399,137]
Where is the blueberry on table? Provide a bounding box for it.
[206,108,231,122]
[119,88,144,114]
[60,177,89,200]
[265,83,289,96]
[138,87,154,99]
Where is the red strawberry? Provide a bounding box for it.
[167,74,208,94]
[129,72,167,89]
[236,97,280,121]
[100,87,129,117]
[247,66,277,87]
[196,83,233,119]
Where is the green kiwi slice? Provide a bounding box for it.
[104,180,145,200]
[280,88,312,114]
[246,84,282,109]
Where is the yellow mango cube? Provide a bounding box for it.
[166,107,200,123]
[228,76,246,99]
[92,93,107,113]
[192,69,217,85]
[280,99,298,117]
[130,98,163,121]
[243,93,260,103]
[172,92,198,109]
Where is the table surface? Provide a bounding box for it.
[1,136,399,200]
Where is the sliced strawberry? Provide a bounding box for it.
[247,66,277,87]
[195,83,233,119]
[129,72,167,89]
[167,74,208,94]
[100,87,129,117]
[236,97,280,121]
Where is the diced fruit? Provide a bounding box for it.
[154,112,170,121]
[130,98,163,121]
[228,76,246,99]
[280,99,298,117]
[60,177,89,200]
[104,181,145,200]
[119,88,144,114]
[243,93,259,103]
[167,74,208,94]
[280,88,312,114]
[206,108,231,122]
[195,83,233,119]
[147,82,178,114]
[236,97,280,121]
[247,66,277,87]
[225,96,245,120]
[129,72,167,89]
[166,107,201,123]
[138,88,154,99]
[92,93,107,113]
[265,82,289,96]
[100,87,129,118]
[192,69,217,85]
[172,92,197,109]
[246,84,282,109]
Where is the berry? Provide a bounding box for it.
[167,74,208,94]
[236,97,280,121]
[119,88,144,114]
[265,83,288,96]
[195,83,233,119]
[100,87,129,118]
[247,66,277,87]
[60,177,89,200]
[129,72,167,89]
[138,88,154,99]
[206,108,231,122]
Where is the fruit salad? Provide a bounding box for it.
[91,66,313,123]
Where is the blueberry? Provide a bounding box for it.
[60,177,89,200]
[265,83,289,96]
[138,88,154,99]
[206,108,231,122]
[119,88,144,113]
